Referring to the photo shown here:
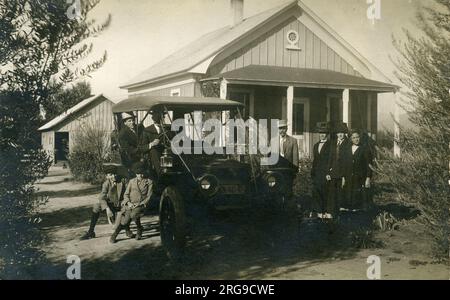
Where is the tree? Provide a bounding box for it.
[378,0,450,259]
[0,0,110,276]
[44,81,92,121]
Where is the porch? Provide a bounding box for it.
[202,65,398,157]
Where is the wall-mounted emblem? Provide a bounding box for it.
[286,30,301,50]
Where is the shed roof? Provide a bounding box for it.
[38,94,110,131]
[203,65,398,92]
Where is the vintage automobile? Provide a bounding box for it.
[111,95,298,258]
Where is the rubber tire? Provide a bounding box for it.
[159,186,187,260]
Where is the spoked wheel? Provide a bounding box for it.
[159,186,187,260]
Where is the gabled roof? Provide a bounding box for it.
[204,65,398,92]
[38,94,110,131]
[120,1,298,89]
[121,0,393,90]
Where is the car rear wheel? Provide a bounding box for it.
[159,186,187,259]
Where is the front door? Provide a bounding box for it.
[282,97,310,156]
[228,89,254,119]
[55,132,69,162]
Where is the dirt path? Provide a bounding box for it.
[32,167,449,280]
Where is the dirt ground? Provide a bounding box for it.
[25,166,449,280]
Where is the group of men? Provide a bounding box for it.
[81,112,162,243]
[81,113,374,243]
[310,122,374,220]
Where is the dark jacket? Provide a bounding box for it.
[142,124,165,152]
[280,135,299,172]
[118,125,144,167]
[327,137,349,179]
[311,140,331,183]
[342,144,372,181]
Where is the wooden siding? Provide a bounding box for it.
[41,131,55,162]
[129,82,196,98]
[56,99,114,153]
[209,17,359,77]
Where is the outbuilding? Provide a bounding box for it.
[38,94,115,164]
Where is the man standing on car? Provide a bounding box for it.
[325,122,349,219]
[311,122,331,218]
[80,164,134,240]
[143,112,165,177]
[110,162,153,243]
[118,112,142,169]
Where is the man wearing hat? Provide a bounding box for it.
[80,164,134,240]
[142,111,166,177]
[110,162,153,243]
[325,122,349,219]
[311,122,331,218]
[118,112,142,168]
[278,120,299,172]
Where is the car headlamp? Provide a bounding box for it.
[267,175,276,188]
[198,175,219,197]
[201,178,211,190]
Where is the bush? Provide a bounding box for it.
[0,147,52,277]
[294,156,313,197]
[68,123,111,184]
[376,133,449,260]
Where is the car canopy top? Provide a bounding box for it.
[112,95,244,113]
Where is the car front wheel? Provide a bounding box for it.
[159,186,187,259]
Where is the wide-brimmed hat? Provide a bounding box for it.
[329,122,349,134]
[278,120,288,128]
[103,163,118,174]
[132,162,146,174]
[121,112,135,122]
[315,122,329,133]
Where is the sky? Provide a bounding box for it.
[80,0,435,125]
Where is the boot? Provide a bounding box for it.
[136,226,143,240]
[80,213,99,240]
[135,218,143,240]
[110,225,122,244]
[125,224,135,239]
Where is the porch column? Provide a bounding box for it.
[220,79,228,147]
[342,89,350,125]
[394,92,401,158]
[220,78,228,99]
[287,86,294,135]
[367,93,372,136]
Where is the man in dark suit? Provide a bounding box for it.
[142,112,166,177]
[342,129,372,211]
[311,122,331,218]
[325,122,349,219]
[118,112,142,169]
[278,120,299,172]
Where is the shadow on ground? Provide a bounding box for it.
[27,208,386,279]
[35,186,101,199]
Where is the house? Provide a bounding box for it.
[119,0,398,157]
[38,94,115,163]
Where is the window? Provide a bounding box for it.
[229,91,250,119]
[293,102,305,136]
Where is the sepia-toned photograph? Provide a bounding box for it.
[0,0,449,283]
